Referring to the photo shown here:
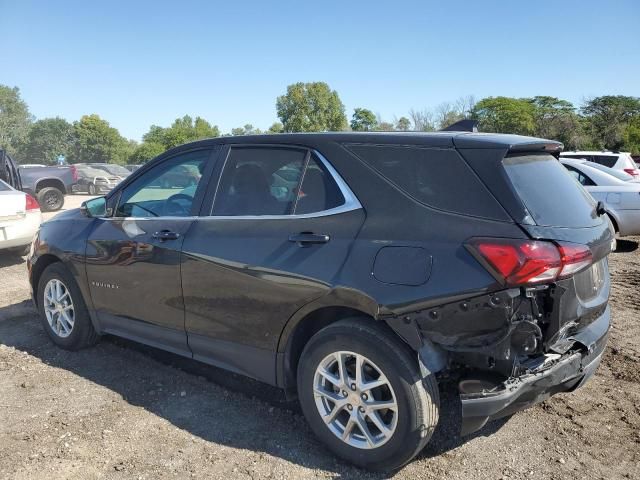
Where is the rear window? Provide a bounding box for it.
[503,154,599,228]
[346,144,508,220]
[0,179,11,191]
[593,155,618,168]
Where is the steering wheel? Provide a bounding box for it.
[163,193,193,216]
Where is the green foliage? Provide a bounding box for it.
[69,114,129,164]
[472,97,536,135]
[142,115,220,150]
[230,124,262,136]
[395,117,411,131]
[267,122,284,134]
[19,117,74,164]
[377,122,395,132]
[350,108,378,131]
[528,96,583,150]
[0,85,33,159]
[623,117,640,155]
[129,142,166,164]
[581,96,640,150]
[276,82,347,132]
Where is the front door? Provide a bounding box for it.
[181,146,365,383]
[86,148,216,355]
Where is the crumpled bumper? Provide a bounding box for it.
[460,304,610,436]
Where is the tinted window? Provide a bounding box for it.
[294,156,345,214]
[346,144,506,219]
[593,155,617,168]
[213,147,307,216]
[116,150,209,217]
[503,154,598,228]
[584,161,633,181]
[0,179,11,191]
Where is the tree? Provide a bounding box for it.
[528,96,583,149]
[623,117,640,155]
[581,96,640,150]
[408,108,435,131]
[395,116,411,131]
[19,117,74,164]
[472,97,536,135]
[377,122,395,131]
[0,85,33,158]
[276,82,347,132]
[69,114,129,164]
[350,108,377,131]
[230,124,262,136]
[129,142,166,164]
[435,102,464,129]
[267,122,284,134]
[142,115,220,149]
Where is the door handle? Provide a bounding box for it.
[288,233,330,246]
[153,230,180,241]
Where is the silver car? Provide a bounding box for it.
[561,158,640,238]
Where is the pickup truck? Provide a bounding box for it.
[0,149,76,212]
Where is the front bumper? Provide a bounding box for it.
[460,304,610,436]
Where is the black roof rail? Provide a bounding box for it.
[440,119,478,133]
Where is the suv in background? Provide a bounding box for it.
[71,165,121,195]
[560,151,639,177]
[28,133,611,470]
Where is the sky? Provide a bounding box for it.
[1,0,639,141]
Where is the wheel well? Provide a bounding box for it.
[281,306,375,396]
[31,254,62,294]
[36,179,66,194]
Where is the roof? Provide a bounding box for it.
[181,131,563,152]
[561,151,626,156]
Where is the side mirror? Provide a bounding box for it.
[81,196,107,218]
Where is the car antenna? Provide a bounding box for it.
[440,119,478,132]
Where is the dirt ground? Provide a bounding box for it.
[0,204,638,479]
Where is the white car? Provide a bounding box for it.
[0,179,42,255]
[561,158,640,237]
[560,151,639,178]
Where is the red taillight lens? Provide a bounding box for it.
[467,238,592,287]
[557,242,593,278]
[70,165,78,182]
[25,194,40,211]
[623,168,639,177]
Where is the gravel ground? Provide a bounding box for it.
[0,206,638,479]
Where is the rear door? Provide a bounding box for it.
[180,145,365,384]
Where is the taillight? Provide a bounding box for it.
[25,194,40,211]
[466,238,592,287]
[623,168,639,177]
[70,165,78,182]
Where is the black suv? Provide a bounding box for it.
[27,132,611,470]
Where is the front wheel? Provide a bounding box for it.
[88,183,96,195]
[37,263,99,350]
[297,318,439,471]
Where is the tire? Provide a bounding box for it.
[37,263,99,350]
[88,183,96,195]
[297,318,439,471]
[37,187,65,212]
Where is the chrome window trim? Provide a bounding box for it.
[203,148,362,220]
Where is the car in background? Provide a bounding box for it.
[561,158,640,240]
[1,149,75,212]
[74,163,131,182]
[560,151,639,177]
[125,164,143,172]
[0,178,42,255]
[71,165,121,195]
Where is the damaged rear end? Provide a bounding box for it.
[421,140,613,435]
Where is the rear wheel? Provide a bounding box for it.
[37,187,64,212]
[297,318,439,471]
[37,263,99,350]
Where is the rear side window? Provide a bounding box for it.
[294,156,345,214]
[503,154,598,228]
[345,144,508,220]
[593,155,617,168]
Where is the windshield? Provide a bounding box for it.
[503,154,599,228]
[584,161,634,181]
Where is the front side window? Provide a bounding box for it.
[115,150,210,218]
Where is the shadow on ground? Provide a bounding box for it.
[0,312,509,476]
[614,239,639,254]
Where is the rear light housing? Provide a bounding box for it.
[25,194,40,212]
[623,168,639,177]
[466,238,593,287]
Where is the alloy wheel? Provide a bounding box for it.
[313,351,398,449]
[43,279,75,338]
